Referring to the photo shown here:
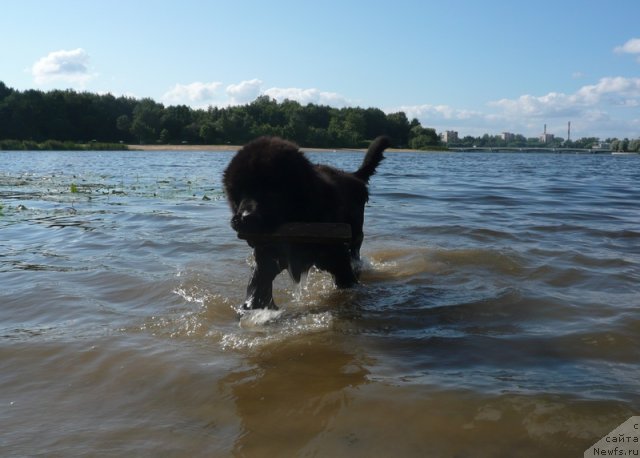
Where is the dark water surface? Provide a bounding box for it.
[1,150,639,457]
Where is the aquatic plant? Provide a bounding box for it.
[70,183,79,193]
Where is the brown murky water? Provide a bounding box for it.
[1,150,639,456]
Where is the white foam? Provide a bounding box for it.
[239,309,284,328]
[173,287,206,305]
[219,310,334,351]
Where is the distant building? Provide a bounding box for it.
[540,133,555,144]
[440,130,459,143]
[501,132,515,142]
[539,124,554,144]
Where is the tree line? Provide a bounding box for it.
[0,81,442,149]
[449,133,640,152]
[3,81,636,152]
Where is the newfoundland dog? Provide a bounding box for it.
[223,135,390,310]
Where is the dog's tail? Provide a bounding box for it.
[353,135,391,183]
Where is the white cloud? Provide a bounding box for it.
[614,38,640,63]
[392,103,482,122]
[392,76,640,138]
[160,75,639,139]
[226,78,263,105]
[576,76,640,104]
[486,78,640,138]
[225,79,351,107]
[162,81,223,105]
[489,77,640,117]
[264,87,351,107]
[490,92,579,117]
[385,103,496,137]
[31,48,94,85]
[614,38,640,54]
[162,78,352,109]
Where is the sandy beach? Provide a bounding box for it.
[127,144,241,152]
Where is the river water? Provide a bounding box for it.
[1,149,638,457]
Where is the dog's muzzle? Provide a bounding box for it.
[231,198,262,232]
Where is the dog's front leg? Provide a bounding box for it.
[243,245,281,310]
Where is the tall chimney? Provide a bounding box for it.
[568,121,571,141]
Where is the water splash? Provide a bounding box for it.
[238,309,284,328]
[218,311,334,351]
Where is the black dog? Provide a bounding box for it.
[223,135,390,310]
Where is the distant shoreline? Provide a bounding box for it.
[126,144,426,153]
[127,144,240,152]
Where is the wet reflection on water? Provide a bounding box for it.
[226,335,368,456]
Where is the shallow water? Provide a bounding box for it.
[1,149,639,457]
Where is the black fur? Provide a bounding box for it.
[223,135,390,310]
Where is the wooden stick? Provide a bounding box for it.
[238,222,352,244]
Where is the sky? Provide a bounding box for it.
[2,0,640,139]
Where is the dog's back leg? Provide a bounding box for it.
[243,245,282,310]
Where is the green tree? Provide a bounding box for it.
[0,81,12,101]
[385,111,410,147]
[161,105,193,143]
[199,121,220,144]
[409,124,440,150]
[363,108,388,140]
[131,98,164,143]
[303,103,331,130]
[621,138,630,152]
[117,115,131,134]
[0,80,449,149]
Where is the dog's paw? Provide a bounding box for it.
[236,297,278,315]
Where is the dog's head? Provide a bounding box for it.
[222,137,316,233]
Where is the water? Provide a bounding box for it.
[1,149,639,457]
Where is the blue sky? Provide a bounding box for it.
[2,0,640,139]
